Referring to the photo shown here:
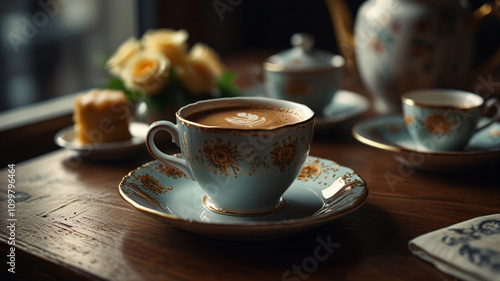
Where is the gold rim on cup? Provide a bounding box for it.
[401,89,485,110]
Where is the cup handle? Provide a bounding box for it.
[476,98,500,132]
[146,121,195,180]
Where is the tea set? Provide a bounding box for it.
[325,0,500,114]
[65,0,500,238]
[120,96,368,239]
[117,24,499,238]
[244,33,370,131]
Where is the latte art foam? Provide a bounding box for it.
[184,105,305,129]
[225,112,272,128]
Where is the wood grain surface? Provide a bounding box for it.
[1,123,499,281]
[1,54,499,280]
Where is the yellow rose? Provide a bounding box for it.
[142,29,189,66]
[106,37,140,77]
[177,43,225,94]
[121,51,170,96]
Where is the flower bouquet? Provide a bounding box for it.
[105,29,239,120]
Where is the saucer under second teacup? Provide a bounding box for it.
[353,115,500,171]
[118,155,368,240]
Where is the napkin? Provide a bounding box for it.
[409,214,500,281]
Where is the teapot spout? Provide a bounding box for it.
[324,0,357,73]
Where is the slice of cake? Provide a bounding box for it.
[74,89,132,145]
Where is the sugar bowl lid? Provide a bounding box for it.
[264,33,344,72]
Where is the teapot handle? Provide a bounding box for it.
[470,0,500,79]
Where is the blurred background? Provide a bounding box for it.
[0,0,498,166]
[0,0,358,112]
[1,0,497,112]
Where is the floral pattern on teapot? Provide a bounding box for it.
[357,4,473,114]
[325,0,500,114]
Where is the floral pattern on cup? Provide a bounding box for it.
[191,136,301,177]
[405,113,457,136]
[201,138,240,177]
[424,113,456,136]
[270,137,299,172]
[404,114,415,125]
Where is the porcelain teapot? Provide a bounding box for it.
[324,0,500,113]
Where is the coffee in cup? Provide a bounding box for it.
[146,97,315,215]
[184,104,304,129]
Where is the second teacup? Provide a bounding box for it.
[402,89,500,151]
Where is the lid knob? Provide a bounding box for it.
[291,33,314,53]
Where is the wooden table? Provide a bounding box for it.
[1,59,500,280]
[1,122,499,281]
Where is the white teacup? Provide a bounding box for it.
[402,89,500,151]
[146,97,315,215]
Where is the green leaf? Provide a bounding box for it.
[144,95,164,114]
[103,70,240,114]
[220,72,237,85]
[106,76,142,102]
[218,72,240,97]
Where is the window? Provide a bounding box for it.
[0,0,136,112]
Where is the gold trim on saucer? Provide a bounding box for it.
[117,157,369,240]
[352,115,500,157]
[202,195,286,216]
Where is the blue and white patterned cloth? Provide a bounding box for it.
[409,214,500,281]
